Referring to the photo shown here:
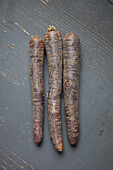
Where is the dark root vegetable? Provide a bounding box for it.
[45,26,63,152]
[63,33,80,145]
[29,36,44,145]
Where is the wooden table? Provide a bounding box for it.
[0,0,113,169]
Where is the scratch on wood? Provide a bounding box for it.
[19,10,43,29]
[0,159,16,170]
[9,44,14,49]
[15,22,32,37]
[66,9,112,50]
[41,0,47,5]
[0,165,7,170]
[22,80,24,85]
[83,58,111,84]
[72,1,113,35]
[10,152,35,170]
[24,77,27,80]
[0,150,25,169]
[88,2,94,7]
[0,71,6,77]
[95,20,113,35]
[49,2,111,62]
[0,70,23,86]
[49,3,113,50]
[83,38,112,62]
[0,18,6,24]
[13,80,21,86]
[0,144,35,170]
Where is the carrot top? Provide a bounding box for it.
[33,35,39,38]
[48,25,56,32]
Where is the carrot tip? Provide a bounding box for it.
[55,143,63,152]
[34,139,42,146]
[33,133,42,146]
[69,136,79,146]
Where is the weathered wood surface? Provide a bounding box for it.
[0,0,113,169]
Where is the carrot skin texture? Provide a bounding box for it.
[45,30,63,152]
[63,33,80,145]
[29,37,44,145]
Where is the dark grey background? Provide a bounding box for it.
[0,0,113,170]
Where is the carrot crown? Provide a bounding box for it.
[66,33,74,36]
[33,35,39,38]
[48,25,56,32]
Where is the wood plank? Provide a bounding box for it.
[0,0,113,169]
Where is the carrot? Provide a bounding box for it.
[45,26,63,152]
[29,36,44,145]
[63,33,80,145]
